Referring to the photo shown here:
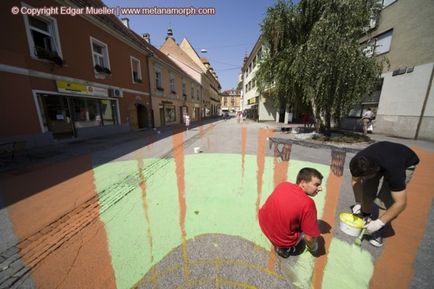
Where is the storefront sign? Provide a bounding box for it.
[56,80,87,94]
[56,81,108,97]
[247,97,256,105]
[88,86,108,97]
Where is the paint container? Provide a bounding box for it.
[194,147,201,154]
[339,213,364,237]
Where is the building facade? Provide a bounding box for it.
[220,89,241,113]
[241,37,277,122]
[0,0,153,146]
[178,38,221,117]
[357,0,434,140]
[147,41,202,128]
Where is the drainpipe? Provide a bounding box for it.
[414,64,434,140]
[147,53,155,128]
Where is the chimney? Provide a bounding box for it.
[143,33,151,43]
[121,18,130,28]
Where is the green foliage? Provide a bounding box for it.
[256,0,386,131]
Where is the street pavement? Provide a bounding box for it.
[0,117,433,289]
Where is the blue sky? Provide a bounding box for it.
[102,0,281,91]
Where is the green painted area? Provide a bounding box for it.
[94,161,152,289]
[94,154,373,289]
[144,160,183,261]
[322,239,374,289]
[184,154,271,248]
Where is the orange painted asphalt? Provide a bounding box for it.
[369,147,434,289]
[1,155,116,289]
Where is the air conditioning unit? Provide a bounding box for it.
[109,88,123,98]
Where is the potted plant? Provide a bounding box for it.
[35,46,64,66]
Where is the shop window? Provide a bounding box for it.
[72,98,102,128]
[23,7,63,64]
[91,37,111,74]
[131,57,142,83]
[100,99,117,125]
[164,105,176,123]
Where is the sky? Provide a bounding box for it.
[101,0,281,91]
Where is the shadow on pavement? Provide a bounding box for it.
[0,117,221,210]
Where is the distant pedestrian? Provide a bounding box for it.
[259,168,323,258]
[362,108,375,135]
[302,113,309,128]
[184,114,190,130]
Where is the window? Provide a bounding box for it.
[71,97,117,128]
[100,99,118,125]
[191,86,195,99]
[164,105,176,123]
[170,73,176,94]
[182,79,187,96]
[197,89,200,100]
[23,8,62,62]
[155,66,162,90]
[382,0,397,8]
[131,57,142,83]
[90,37,110,74]
[374,30,393,55]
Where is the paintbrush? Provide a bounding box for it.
[354,228,366,246]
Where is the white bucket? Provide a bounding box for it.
[194,147,201,154]
[339,213,364,237]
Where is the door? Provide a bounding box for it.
[41,94,74,139]
[136,104,148,128]
[159,107,165,127]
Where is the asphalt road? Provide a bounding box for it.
[0,117,433,289]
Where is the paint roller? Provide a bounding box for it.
[354,216,370,246]
[354,227,366,246]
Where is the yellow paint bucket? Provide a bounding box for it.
[339,213,365,236]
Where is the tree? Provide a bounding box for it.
[256,0,386,131]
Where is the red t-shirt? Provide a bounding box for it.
[258,182,320,248]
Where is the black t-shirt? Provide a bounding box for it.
[356,141,420,191]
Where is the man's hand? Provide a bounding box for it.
[364,219,385,234]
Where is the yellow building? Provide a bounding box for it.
[220,89,241,113]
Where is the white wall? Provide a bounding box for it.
[376,62,434,139]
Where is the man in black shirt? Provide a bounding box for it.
[349,141,419,247]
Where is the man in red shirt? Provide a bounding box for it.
[259,168,323,258]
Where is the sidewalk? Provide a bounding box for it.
[262,120,434,152]
[0,118,221,174]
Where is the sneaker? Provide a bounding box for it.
[369,231,384,247]
[351,204,371,219]
[274,246,296,258]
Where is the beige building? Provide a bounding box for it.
[241,37,279,122]
[220,89,241,113]
[177,37,221,117]
[146,40,202,128]
[358,0,434,140]
[160,30,221,118]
